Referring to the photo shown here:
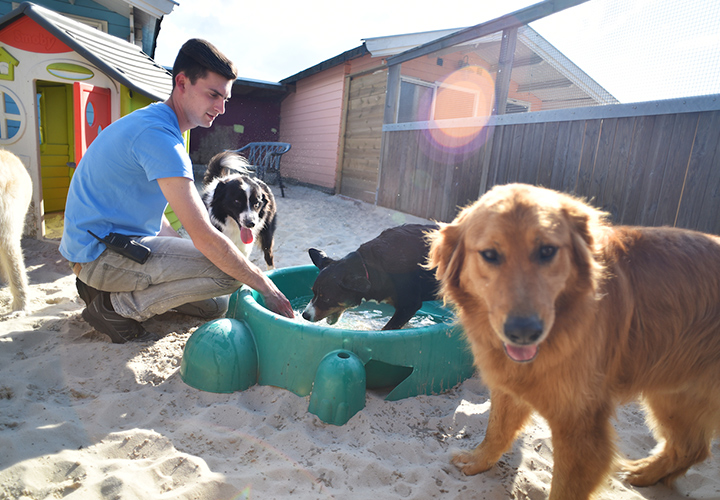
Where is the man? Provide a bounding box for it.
[60,39,294,343]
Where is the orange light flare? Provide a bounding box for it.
[427,65,495,152]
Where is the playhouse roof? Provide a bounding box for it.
[0,2,172,101]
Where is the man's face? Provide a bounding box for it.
[182,71,233,129]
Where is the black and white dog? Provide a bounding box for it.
[202,150,277,269]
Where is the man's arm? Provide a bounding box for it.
[157,176,294,318]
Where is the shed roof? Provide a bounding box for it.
[0,2,172,101]
[364,21,616,109]
[363,27,464,58]
[280,45,369,85]
[232,76,288,99]
[94,0,178,20]
[281,0,614,110]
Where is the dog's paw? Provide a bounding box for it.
[451,449,496,476]
[620,456,669,487]
[1,309,27,321]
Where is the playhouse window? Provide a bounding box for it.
[86,101,95,126]
[2,92,21,139]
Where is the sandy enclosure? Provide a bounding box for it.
[0,184,718,500]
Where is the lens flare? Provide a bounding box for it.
[424,66,495,156]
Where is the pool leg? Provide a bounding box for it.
[308,350,366,425]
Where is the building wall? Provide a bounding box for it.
[0,0,131,41]
[279,53,384,191]
[279,63,348,190]
[189,93,282,165]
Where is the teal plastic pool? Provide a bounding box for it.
[180,265,474,425]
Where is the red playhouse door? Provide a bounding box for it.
[73,82,111,164]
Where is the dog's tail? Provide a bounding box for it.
[204,151,252,184]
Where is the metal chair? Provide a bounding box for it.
[233,142,291,197]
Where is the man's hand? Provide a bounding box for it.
[261,279,295,319]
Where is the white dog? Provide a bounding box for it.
[0,150,32,317]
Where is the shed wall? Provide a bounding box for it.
[279,63,348,189]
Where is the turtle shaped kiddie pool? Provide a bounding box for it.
[180,265,475,425]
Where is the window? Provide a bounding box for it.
[397,70,496,123]
[0,87,24,143]
[398,77,434,123]
[433,82,480,120]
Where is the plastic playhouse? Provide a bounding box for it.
[180,265,475,425]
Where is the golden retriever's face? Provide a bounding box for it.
[430,184,599,363]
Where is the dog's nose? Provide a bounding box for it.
[302,311,311,321]
[504,315,544,345]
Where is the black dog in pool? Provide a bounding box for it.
[302,223,441,330]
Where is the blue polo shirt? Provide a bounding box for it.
[59,102,193,263]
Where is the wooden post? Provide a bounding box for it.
[494,27,518,116]
[377,63,401,204]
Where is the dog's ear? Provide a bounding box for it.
[427,223,465,289]
[562,199,605,291]
[340,274,371,294]
[210,179,227,199]
[309,248,334,269]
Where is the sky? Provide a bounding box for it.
[153,0,538,83]
[153,0,719,103]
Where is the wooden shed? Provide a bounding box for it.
[278,22,616,203]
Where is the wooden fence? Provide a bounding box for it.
[378,95,720,234]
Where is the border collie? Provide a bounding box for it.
[201,150,277,269]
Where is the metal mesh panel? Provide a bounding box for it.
[530,0,720,104]
[395,0,719,122]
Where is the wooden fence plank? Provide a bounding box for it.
[575,119,602,197]
[397,132,421,214]
[617,115,656,225]
[677,110,720,231]
[548,121,572,192]
[454,150,483,215]
[653,112,699,227]
[379,131,418,210]
[451,127,492,217]
[536,121,560,189]
[562,120,586,194]
[603,117,635,221]
[636,114,676,226]
[587,118,616,207]
[487,125,507,189]
[705,145,720,235]
[504,124,525,183]
[516,122,545,185]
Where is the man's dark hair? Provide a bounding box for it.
[172,38,238,86]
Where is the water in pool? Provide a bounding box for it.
[291,295,452,331]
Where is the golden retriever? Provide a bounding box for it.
[0,149,32,317]
[427,183,720,500]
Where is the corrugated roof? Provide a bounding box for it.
[0,2,172,101]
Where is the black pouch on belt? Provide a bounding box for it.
[88,230,151,264]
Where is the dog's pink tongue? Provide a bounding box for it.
[505,344,538,363]
[240,227,254,244]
